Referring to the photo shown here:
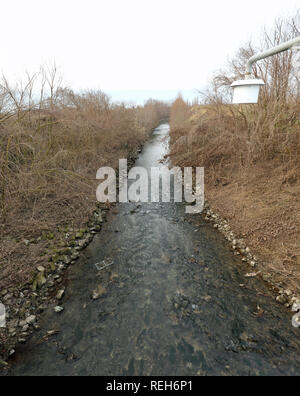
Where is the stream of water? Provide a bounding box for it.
[7,124,300,376]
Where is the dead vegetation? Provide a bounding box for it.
[0,66,169,289]
[169,13,300,293]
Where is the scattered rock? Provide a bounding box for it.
[0,180,115,362]
[203,202,299,323]
[47,330,59,336]
[71,252,80,261]
[54,306,64,313]
[3,293,13,302]
[262,274,271,282]
[56,289,65,300]
[26,315,36,325]
[63,256,72,265]
[92,285,107,300]
[0,360,8,368]
[19,320,27,327]
[292,312,300,328]
[32,272,47,291]
[75,231,84,239]
[276,294,288,305]
[245,272,260,278]
[292,302,300,312]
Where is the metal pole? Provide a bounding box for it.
[246,36,300,76]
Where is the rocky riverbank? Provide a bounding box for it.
[202,202,300,327]
[0,149,141,368]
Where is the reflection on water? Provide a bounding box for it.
[135,123,170,169]
[7,124,300,376]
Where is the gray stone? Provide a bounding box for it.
[276,294,288,304]
[19,320,27,327]
[3,293,13,302]
[292,312,300,328]
[26,315,36,325]
[22,324,29,332]
[262,274,271,282]
[292,302,300,312]
[92,285,106,300]
[56,289,65,300]
[54,306,64,313]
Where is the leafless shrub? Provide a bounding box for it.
[170,11,300,176]
[0,66,169,288]
[168,11,300,293]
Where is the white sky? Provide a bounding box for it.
[0,0,299,101]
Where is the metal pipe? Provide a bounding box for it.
[246,36,300,76]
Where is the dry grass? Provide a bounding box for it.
[0,67,169,289]
[169,13,300,294]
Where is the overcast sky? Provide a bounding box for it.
[1,0,299,103]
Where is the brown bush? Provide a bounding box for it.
[0,66,169,288]
[169,12,300,293]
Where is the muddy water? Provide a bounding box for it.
[8,124,300,376]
